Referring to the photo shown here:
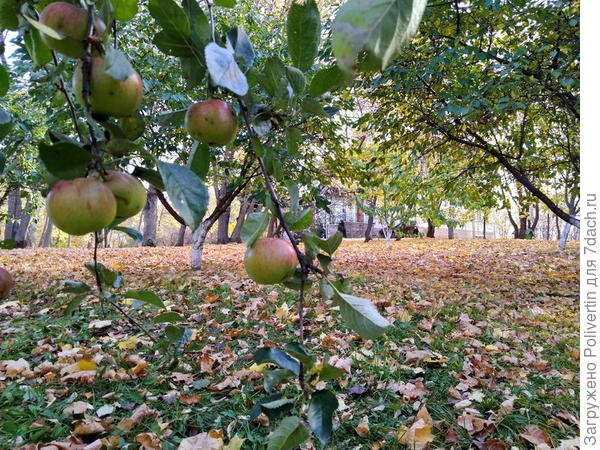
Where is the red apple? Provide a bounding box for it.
[244,238,298,284]
[73,57,143,118]
[39,2,106,58]
[46,177,117,235]
[0,268,14,300]
[103,171,147,220]
[185,99,238,146]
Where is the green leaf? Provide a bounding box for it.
[38,142,92,180]
[215,0,236,6]
[23,27,52,67]
[284,343,315,368]
[103,48,136,82]
[317,364,345,381]
[260,57,289,99]
[124,289,165,308]
[187,142,210,180]
[153,312,185,323]
[23,15,66,40]
[0,107,10,140]
[0,152,6,174]
[250,393,283,420]
[157,161,209,230]
[287,0,321,71]
[317,253,332,274]
[132,166,165,191]
[286,128,301,155]
[165,325,185,342]
[84,262,124,289]
[253,347,301,375]
[64,295,86,316]
[0,64,8,96]
[0,0,19,30]
[61,281,91,294]
[112,226,143,243]
[267,416,309,450]
[264,369,294,393]
[301,97,327,117]
[260,397,296,420]
[205,42,249,96]
[226,27,255,69]
[111,0,138,21]
[241,211,270,246]
[155,109,187,127]
[308,390,338,444]
[285,208,313,231]
[332,0,427,72]
[309,65,345,97]
[285,66,306,96]
[313,231,343,255]
[153,30,194,57]
[148,0,190,36]
[331,283,391,339]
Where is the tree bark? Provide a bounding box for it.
[4,188,21,241]
[215,180,231,244]
[175,224,186,246]
[364,197,376,242]
[482,216,487,239]
[546,213,551,240]
[191,222,211,270]
[558,222,571,252]
[230,198,254,243]
[426,219,435,238]
[141,187,158,247]
[15,198,32,247]
[39,215,54,248]
[448,226,455,239]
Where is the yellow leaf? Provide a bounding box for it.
[248,363,268,373]
[223,435,245,450]
[118,335,141,350]
[77,359,97,371]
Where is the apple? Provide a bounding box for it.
[185,99,238,146]
[0,268,14,300]
[46,177,117,235]
[39,2,106,58]
[120,112,145,140]
[103,171,147,220]
[244,238,298,285]
[73,57,143,118]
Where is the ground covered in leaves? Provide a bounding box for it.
[0,239,580,449]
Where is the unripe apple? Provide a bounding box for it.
[73,57,143,118]
[185,99,238,146]
[39,2,106,58]
[244,238,298,285]
[103,171,147,220]
[120,112,145,140]
[0,268,14,300]
[46,177,117,235]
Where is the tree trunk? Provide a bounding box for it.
[555,215,561,240]
[426,219,435,238]
[39,215,54,248]
[546,213,551,240]
[517,216,527,239]
[4,188,21,241]
[364,197,376,242]
[230,198,254,243]
[15,198,32,248]
[558,222,571,252]
[448,226,455,239]
[482,216,487,239]
[383,227,393,249]
[141,187,158,247]
[529,203,540,233]
[175,224,187,246]
[191,221,212,270]
[216,209,231,244]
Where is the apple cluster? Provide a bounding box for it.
[46,172,147,236]
[40,2,143,118]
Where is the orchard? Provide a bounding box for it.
[0,0,581,449]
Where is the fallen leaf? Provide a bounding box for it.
[520,424,553,447]
[177,432,223,450]
[117,404,158,432]
[355,416,370,437]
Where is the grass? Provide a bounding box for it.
[0,239,579,449]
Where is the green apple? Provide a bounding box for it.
[46,177,117,235]
[103,171,147,220]
[244,238,298,285]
